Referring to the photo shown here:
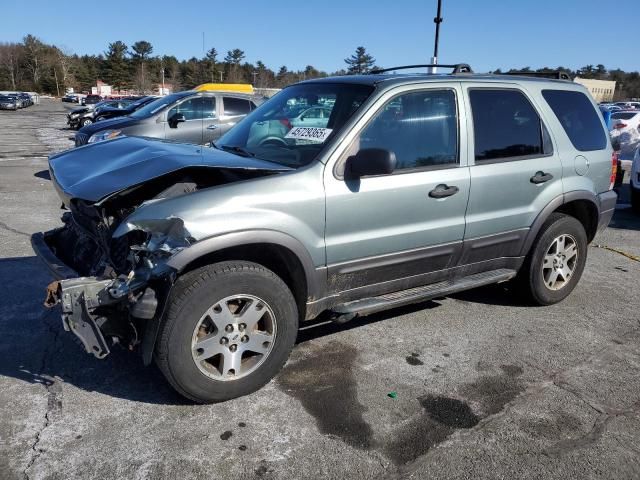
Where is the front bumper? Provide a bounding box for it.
[596,190,617,233]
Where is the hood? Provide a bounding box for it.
[78,115,140,136]
[69,107,90,115]
[49,136,292,204]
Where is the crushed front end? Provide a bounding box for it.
[32,203,185,360]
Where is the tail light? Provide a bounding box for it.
[613,123,627,129]
[610,150,618,190]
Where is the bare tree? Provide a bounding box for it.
[23,34,44,87]
[56,46,74,92]
[0,43,22,90]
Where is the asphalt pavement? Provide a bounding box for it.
[0,100,639,480]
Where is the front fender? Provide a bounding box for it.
[166,229,326,300]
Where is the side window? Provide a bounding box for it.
[469,89,550,162]
[202,97,216,119]
[542,90,607,151]
[167,97,204,121]
[357,90,458,171]
[223,97,251,116]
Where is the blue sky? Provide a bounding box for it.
[2,0,637,72]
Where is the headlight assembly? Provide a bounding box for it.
[88,130,122,144]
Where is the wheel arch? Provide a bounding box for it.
[167,230,326,314]
[521,191,600,256]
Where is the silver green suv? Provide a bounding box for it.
[32,65,617,403]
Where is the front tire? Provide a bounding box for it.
[155,261,298,403]
[517,213,587,305]
[80,118,93,128]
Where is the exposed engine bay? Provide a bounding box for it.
[38,165,283,361]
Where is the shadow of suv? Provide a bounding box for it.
[33,65,617,403]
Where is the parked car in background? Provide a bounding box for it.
[94,96,158,122]
[75,91,263,146]
[0,94,19,110]
[289,105,332,128]
[68,99,134,129]
[610,110,640,159]
[34,68,617,403]
[610,111,640,132]
[81,94,102,106]
[62,94,79,103]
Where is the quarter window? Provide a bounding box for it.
[470,89,550,162]
[542,90,607,151]
[357,90,458,171]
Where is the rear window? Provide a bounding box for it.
[611,112,638,120]
[542,90,607,151]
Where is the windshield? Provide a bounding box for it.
[215,82,374,168]
[130,93,185,118]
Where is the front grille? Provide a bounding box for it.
[75,132,89,146]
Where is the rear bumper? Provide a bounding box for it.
[596,190,617,233]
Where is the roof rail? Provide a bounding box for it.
[369,63,474,75]
[501,71,572,81]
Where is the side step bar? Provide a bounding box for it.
[332,269,517,317]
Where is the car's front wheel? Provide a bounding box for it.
[155,261,298,403]
[517,213,587,305]
[80,118,93,127]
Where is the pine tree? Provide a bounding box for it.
[344,46,375,74]
[104,41,129,90]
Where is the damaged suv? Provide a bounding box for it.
[32,65,617,403]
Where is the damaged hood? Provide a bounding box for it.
[49,136,292,204]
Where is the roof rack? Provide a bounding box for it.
[501,71,572,81]
[369,63,474,75]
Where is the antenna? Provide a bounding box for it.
[430,0,443,73]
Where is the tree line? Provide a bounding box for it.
[1,35,638,99]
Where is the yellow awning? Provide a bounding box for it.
[194,83,254,94]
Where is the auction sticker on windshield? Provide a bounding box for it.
[285,127,332,143]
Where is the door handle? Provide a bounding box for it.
[429,184,459,199]
[206,124,218,130]
[530,171,553,184]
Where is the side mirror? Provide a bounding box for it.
[168,113,186,128]
[346,148,396,178]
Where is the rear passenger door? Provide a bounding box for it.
[216,96,253,137]
[462,85,563,263]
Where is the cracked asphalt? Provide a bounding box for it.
[0,100,639,480]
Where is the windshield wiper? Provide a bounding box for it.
[217,144,256,158]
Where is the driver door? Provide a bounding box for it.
[165,96,204,144]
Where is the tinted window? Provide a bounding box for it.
[470,89,547,162]
[223,97,251,116]
[611,112,638,120]
[542,90,607,151]
[167,97,204,121]
[358,90,458,171]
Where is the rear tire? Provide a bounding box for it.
[517,213,587,305]
[155,261,298,403]
[631,185,640,214]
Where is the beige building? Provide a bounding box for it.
[573,77,616,102]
